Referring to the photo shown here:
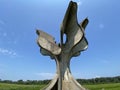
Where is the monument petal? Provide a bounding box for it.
[60,1,84,53]
[36,30,61,56]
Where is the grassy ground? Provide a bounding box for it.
[84,83,120,90]
[0,83,45,90]
[0,83,120,90]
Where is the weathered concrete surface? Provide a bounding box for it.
[36,1,89,90]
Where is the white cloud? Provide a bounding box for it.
[95,75,101,78]
[35,72,55,79]
[0,48,17,57]
[77,0,82,6]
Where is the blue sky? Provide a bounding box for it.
[0,0,120,81]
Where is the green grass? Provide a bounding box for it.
[0,83,120,90]
[84,83,120,90]
[0,83,45,90]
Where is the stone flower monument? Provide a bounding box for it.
[36,1,89,90]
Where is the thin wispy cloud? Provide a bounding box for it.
[101,60,109,64]
[76,0,82,12]
[13,40,17,44]
[95,75,101,78]
[69,0,82,6]
[72,72,103,79]
[3,32,7,37]
[0,64,6,79]
[77,0,82,6]
[0,48,17,57]
[96,58,110,64]
[1,31,18,44]
[35,72,55,79]
[8,40,18,45]
[99,23,104,29]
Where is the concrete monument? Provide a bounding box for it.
[36,1,89,90]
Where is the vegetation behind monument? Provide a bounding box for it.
[0,76,120,85]
[0,76,120,90]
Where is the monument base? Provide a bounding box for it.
[42,73,86,90]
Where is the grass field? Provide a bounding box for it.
[0,83,45,90]
[84,83,120,90]
[0,83,120,90]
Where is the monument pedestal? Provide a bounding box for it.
[43,61,86,90]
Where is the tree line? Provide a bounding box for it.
[0,76,120,85]
[77,76,120,84]
[0,79,50,85]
